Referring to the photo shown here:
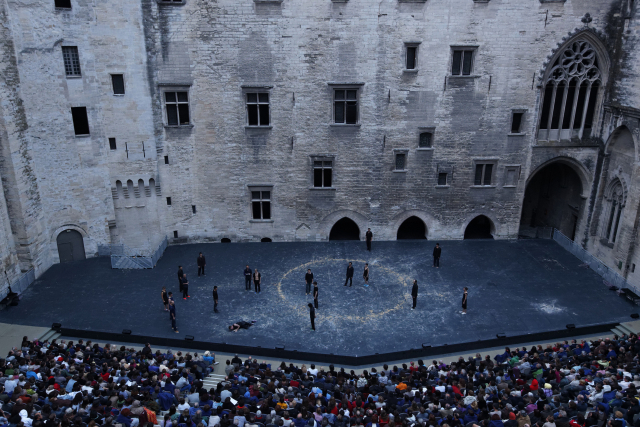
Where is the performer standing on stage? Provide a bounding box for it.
[244,265,252,291]
[177,265,185,292]
[462,287,468,314]
[182,274,190,300]
[169,300,178,333]
[313,281,319,309]
[363,263,369,287]
[433,243,441,268]
[197,252,206,276]
[308,303,315,331]
[365,228,373,251]
[253,268,261,294]
[344,262,354,287]
[411,280,418,310]
[305,269,314,295]
[161,286,169,311]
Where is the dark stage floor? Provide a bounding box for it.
[0,239,634,356]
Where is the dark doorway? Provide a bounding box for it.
[329,218,360,240]
[464,216,494,239]
[261,237,272,242]
[519,162,583,239]
[397,216,427,240]
[56,230,86,263]
[221,238,231,243]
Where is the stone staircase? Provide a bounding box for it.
[38,328,62,343]
[611,320,640,337]
[203,371,226,390]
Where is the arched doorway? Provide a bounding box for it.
[57,230,86,263]
[397,216,427,240]
[464,215,494,239]
[520,162,584,240]
[329,218,360,240]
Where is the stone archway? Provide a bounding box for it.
[329,218,361,240]
[520,161,585,240]
[56,229,86,263]
[464,215,495,239]
[397,216,427,240]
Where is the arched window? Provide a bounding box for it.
[603,179,625,244]
[538,39,603,141]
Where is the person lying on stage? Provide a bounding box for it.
[228,320,255,332]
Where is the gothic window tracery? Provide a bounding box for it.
[538,39,603,141]
[603,179,625,244]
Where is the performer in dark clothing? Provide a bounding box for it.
[244,265,252,291]
[433,243,441,268]
[313,281,319,309]
[308,303,315,331]
[462,287,468,314]
[177,266,184,292]
[363,263,369,287]
[305,269,314,295]
[411,280,418,310]
[253,269,261,294]
[197,253,206,276]
[182,274,190,300]
[344,262,354,287]
[228,320,255,332]
[169,300,178,333]
[213,286,219,313]
[365,228,373,251]
[161,287,169,311]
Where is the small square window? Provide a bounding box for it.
[250,190,271,220]
[246,92,270,126]
[474,163,494,186]
[166,197,172,206]
[334,89,359,124]
[406,46,417,70]
[173,230,178,238]
[313,159,333,188]
[71,107,90,135]
[62,46,81,77]
[164,90,190,126]
[451,49,474,76]
[108,138,117,150]
[192,205,196,214]
[395,153,406,171]
[504,166,521,187]
[111,74,125,95]
[438,173,448,186]
[419,132,432,148]
[164,156,169,164]
[55,0,72,8]
[511,112,524,133]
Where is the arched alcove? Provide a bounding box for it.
[56,229,86,262]
[397,216,427,240]
[221,238,231,243]
[464,215,495,239]
[261,237,272,242]
[329,218,360,240]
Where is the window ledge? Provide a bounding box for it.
[398,0,427,3]
[331,0,348,2]
[393,170,407,173]
[448,75,481,79]
[245,126,273,130]
[254,0,282,3]
[55,7,72,11]
[330,124,361,128]
[113,94,125,97]
[309,187,337,191]
[250,219,275,223]
[164,124,194,129]
[416,147,434,151]
[403,69,419,74]
[66,76,82,79]
[75,134,91,138]
[503,185,517,188]
[471,185,496,188]
[157,0,186,5]
[508,133,526,136]
[435,185,450,188]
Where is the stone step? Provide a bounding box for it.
[620,320,640,334]
[618,323,636,336]
[611,326,627,337]
[38,329,60,342]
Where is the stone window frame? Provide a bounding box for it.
[417,126,436,150]
[503,165,521,188]
[404,42,421,73]
[110,73,126,96]
[436,164,452,188]
[54,0,72,10]
[471,159,498,188]
[157,0,186,5]
[159,85,192,128]
[71,106,90,137]
[248,184,274,223]
[328,82,364,127]
[309,155,337,191]
[509,109,527,135]
[393,148,409,173]
[449,45,479,77]
[600,178,626,246]
[241,85,274,129]
[62,46,82,78]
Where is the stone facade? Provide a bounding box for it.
[0,0,638,292]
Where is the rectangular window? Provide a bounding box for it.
[166,197,172,206]
[419,132,432,148]
[395,153,406,171]
[62,46,81,76]
[173,230,178,238]
[474,163,494,186]
[108,138,117,150]
[55,0,72,8]
[111,74,125,95]
[511,112,524,133]
[406,46,417,70]
[504,166,520,187]
[334,89,358,124]
[251,191,271,220]
[71,107,90,135]
[192,205,196,214]
[451,49,474,76]
[164,156,169,164]
[246,93,270,126]
[165,91,190,126]
[438,173,448,186]
[313,160,333,188]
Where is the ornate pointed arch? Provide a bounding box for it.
[604,176,628,207]
[537,29,610,142]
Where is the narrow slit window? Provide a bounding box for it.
[438,173,448,186]
[71,107,90,135]
[166,197,172,206]
[62,46,81,76]
[164,156,169,164]
[192,205,196,214]
[111,74,125,95]
[511,112,523,133]
[173,231,179,238]
[406,46,417,70]
[246,93,270,126]
[109,138,117,150]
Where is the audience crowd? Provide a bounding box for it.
[1,335,640,427]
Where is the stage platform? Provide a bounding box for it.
[0,239,635,364]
